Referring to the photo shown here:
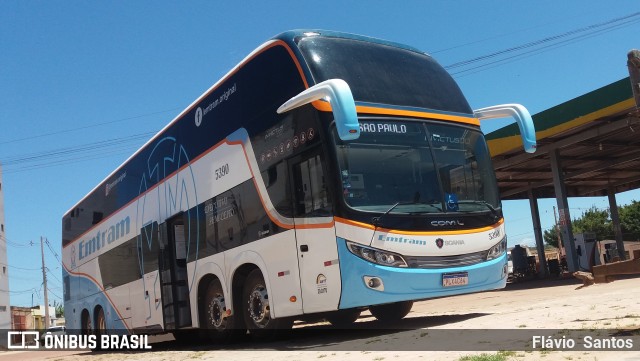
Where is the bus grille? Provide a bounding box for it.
[404,250,489,268]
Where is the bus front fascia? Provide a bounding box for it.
[474,104,537,153]
[277,79,360,141]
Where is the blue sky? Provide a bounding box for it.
[1,1,639,307]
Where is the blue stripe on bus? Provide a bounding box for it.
[335,237,507,309]
[63,269,130,332]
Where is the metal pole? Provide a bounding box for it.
[528,189,548,277]
[550,149,578,272]
[553,206,564,256]
[40,237,50,329]
[628,49,640,109]
[608,185,626,260]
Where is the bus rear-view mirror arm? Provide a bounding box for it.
[473,104,537,153]
[277,79,360,141]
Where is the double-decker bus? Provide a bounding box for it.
[62,30,536,340]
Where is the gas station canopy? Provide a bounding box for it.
[487,77,640,200]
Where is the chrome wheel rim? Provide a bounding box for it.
[247,285,270,328]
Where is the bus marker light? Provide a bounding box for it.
[290,296,297,303]
[324,259,338,267]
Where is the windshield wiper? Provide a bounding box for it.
[456,200,499,216]
[372,201,443,227]
[372,201,402,227]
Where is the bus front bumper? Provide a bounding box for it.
[336,237,508,309]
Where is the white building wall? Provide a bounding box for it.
[0,164,11,334]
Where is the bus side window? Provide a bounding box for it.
[261,161,293,218]
[292,151,331,217]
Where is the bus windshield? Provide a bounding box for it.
[332,120,500,214]
[298,36,472,114]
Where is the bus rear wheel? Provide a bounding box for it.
[242,269,292,339]
[81,310,92,335]
[203,278,243,342]
[369,301,413,322]
[96,308,106,335]
[94,307,107,350]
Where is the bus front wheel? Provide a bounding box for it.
[369,301,413,322]
[325,308,361,328]
[242,269,292,338]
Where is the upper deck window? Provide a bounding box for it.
[298,36,472,115]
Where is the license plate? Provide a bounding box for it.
[442,272,469,287]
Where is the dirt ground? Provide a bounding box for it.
[3,275,640,361]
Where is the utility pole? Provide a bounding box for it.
[40,236,50,329]
[553,206,564,257]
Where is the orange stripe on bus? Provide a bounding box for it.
[312,101,480,126]
[335,217,504,235]
[63,263,131,330]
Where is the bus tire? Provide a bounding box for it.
[242,269,292,339]
[369,301,413,322]
[325,308,361,328]
[203,278,243,342]
[90,307,107,351]
[81,309,92,336]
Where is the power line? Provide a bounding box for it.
[1,132,155,174]
[0,107,180,146]
[451,17,640,78]
[445,11,640,76]
[0,234,34,248]
[0,263,40,271]
[0,287,38,294]
[46,287,62,302]
[45,267,62,285]
[44,238,61,264]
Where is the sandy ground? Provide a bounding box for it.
[3,275,640,361]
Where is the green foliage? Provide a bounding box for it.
[458,353,507,361]
[620,200,640,237]
[571,206,612,241]
[543,201,640,247]
[53,300,63,318]
[543,226,560,248]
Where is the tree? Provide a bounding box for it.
[619,200,640,239]
[571,206,612,241]
[53,300,64,318]
[543,226,560,248]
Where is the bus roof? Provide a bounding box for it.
[273,29,427,56]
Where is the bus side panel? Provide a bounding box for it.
[225,230,303,319]
[187,257,227,328]
[293,224,341,313]
[63,268,131,332]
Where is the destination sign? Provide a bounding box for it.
[360,123,408,134]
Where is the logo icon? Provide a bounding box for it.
[446,193,459,211]
[195,107,203,127]
[436,238,444,249]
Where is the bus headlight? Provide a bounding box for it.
[486,237,507,261]
[346,241,408,267]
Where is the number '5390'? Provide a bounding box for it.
[215,164,229,180]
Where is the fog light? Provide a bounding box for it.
[364,276,384,291]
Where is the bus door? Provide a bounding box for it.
[289,147,342,313]
[158,214,192,330]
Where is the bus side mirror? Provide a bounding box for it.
[277,79,360,141]
[474,104,537,153]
